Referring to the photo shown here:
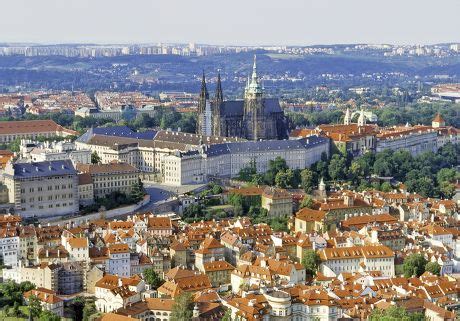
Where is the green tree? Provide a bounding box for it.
[91,151,101,164]
[82,300,97,321]
[38,310,61,321]
[328,154,347,181]
[237,161,257,182]
[143,268,165,289]
[211,184,223,195]
[265,157,288,185]
[439,181,455,199]
[28,294,42,320]
[436,168,458,185]
[369,306,425,321]
[251,173,265,186]
[403,253,428,278]
[130,178,146,202]
[222,308,233,321]
[301,250,321,276]
[300,169,315,193]
[11,301,20,318]
[171,292,194,321]
[299,195,314,209]
[275,169,294,189]
[425,262,441,276]
[380,182,392,192]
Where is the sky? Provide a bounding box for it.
[1,0,459,45]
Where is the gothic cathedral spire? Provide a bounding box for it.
[215,71,223,106]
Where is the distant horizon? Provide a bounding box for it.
[0,41,458,47]
[2,0,459,46]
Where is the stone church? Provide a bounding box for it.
[197,56,288,141]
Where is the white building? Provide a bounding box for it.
[0,228,19,267]
[4,160,79,218]
[106,244,131,277]
[319,245,395,277]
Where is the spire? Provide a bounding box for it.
[344,108,351,125]
[251,54,258,83]
[200,70,209,100]
[215,71,223,104]
[246,55,263,95]
[357,109,366,126]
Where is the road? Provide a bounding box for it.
[137,182,207,213]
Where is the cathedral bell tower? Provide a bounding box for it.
[197,71,212,136]
[212,71,223,136]
[243,55,265,140]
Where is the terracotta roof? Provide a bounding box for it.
[341,213,398,229]
[100,313,139,321]
[433,113,445,123]
[295,207,326,222]
[108,243,129,254]
[148,217,173,229]
[262,186,292,200]
[319,245,394,260]
[77,161,138,175]
[78,173,93,185]
[24,287,63,304]
[203,260,235,272]
[68,237,88,248]
[0,120,77,135]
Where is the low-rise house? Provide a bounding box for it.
[24,287,64,317]
[95,274,145,313]
[261,187,293,218]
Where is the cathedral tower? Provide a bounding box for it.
[212,72,223,136]
[243,55,265,140]
[197,71,212,136]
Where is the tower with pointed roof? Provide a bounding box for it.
[357,109,366,127]
[212,72,224,136]
[344,108,351,125]
[432,113,445,128]
[196,57,288,140]
[197,71,212,136]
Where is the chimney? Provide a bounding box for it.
[46,249,49,257]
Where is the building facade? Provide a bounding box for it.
[197,56,288,141]
[4,160,79,217]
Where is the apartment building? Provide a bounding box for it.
[4,160,79,217]
[0,120,77,143]
[319,245,395,277]
[76,162,139,199]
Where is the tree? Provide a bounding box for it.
[171,292,194,321]
[143,268,164,289]
[299,195,314,209]
[11,301,20,318]
[222,308,233,321]
[425,262,441,276]
[301,250,321,276]
[439,181,456,199]
[91,151,101,164]
[28,294,42,320]
[403,253,428,278]
[38,310,61,321]
[380,182,392,192]
[300,169,315,193]
[265,157,288,185]
[328,154,347,181]
[275,169,294,189]
[238,163,256,182]
[369,306,425,321]
[211,184,223,195]
[82,300,97,321]
[130,178,145,202]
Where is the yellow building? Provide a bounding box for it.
[294,207,326,233]
[261,187,292,218]
[202,260,235,287]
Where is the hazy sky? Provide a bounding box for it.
[1,0,459,45]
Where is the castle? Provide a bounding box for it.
[196,56,288,141]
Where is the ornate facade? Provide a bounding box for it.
[197,56,288,140]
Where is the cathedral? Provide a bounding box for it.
[196,56,288,141]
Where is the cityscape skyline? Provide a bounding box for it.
[2,0,460,46]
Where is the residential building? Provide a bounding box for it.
[24,288,64,317]
[4,160,79,217]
